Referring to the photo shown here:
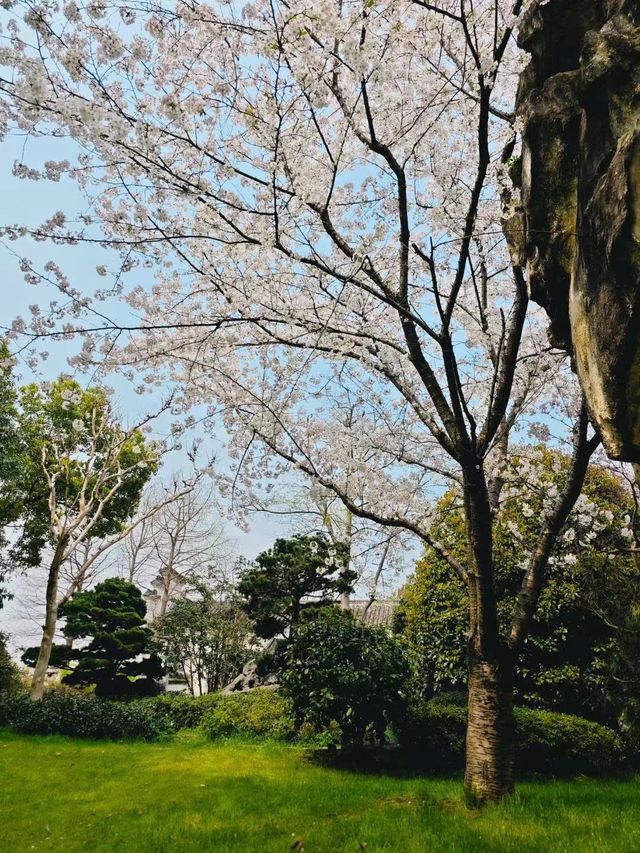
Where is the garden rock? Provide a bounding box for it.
[222,659,279,694]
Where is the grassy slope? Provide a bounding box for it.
[1,730,639,853]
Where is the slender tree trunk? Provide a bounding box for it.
[464,647,515,802]
[30,539,67,700]
[461,462,515,801]
[340,507,353,609]
[159,586,170,619]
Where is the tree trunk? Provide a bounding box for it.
[464,648,515,803]
[30,540,67,700]
[158,583,170,619]
[461,461,515,802]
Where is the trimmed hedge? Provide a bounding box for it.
[3,686,620,778]
[200,689,295,740]
[0,690,231,740]
[0,691,171,741]
[141,693,221,731]
[516,707,624,775]
[399,700,625,776]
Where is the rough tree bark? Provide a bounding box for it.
[462,461,516,800]
[518,0,640,461]
[465,649,515,801]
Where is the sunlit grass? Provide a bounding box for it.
[1,729,639,852]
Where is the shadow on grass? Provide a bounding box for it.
[307,744,636,786]
[306,745,462,779]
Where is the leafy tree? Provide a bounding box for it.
[16,377,157,698]
[55,578,163,698]
[0,340,27,607]
[238,533,355,640]
[281,607,408,748]
[154,582,255,694]
[0,632,21,695]
[397,451,640,725]
[605,574,640,746]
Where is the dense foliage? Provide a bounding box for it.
[238,534,355,639]
[15,377,155,567]
[397,452,640,724]
[140,693,222,731]
[0,681,626,777]
[399,699,625,778]
[281,607,408,747]
[0,689,227,739]
[0,632,20,695]
[55,579,163,697]
[154,582,255,694]
[200,690,295,741]
[0,691,170,741]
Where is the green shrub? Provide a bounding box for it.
[281,607,409,747]
[404,701,467,770]
[515,707,624,775]
[141,693,221,730]
[427,690,467,708]
[0,690,171,740]
[0,688,315,744]
[399,699,624,777]
[0,632,20,695]
[200,689,295,740]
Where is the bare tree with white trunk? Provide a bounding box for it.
[120,476,231,620]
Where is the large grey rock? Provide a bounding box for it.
[222,659,279,694]
[518,1,640,461]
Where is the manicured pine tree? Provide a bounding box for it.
[238,533,355,640]
[59,578,164,698]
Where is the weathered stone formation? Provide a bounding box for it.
[222,658,279,694]
[518,1,640,460]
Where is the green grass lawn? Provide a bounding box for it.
[1,729,639,853]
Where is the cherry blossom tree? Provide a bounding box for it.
[0,0,605,798]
